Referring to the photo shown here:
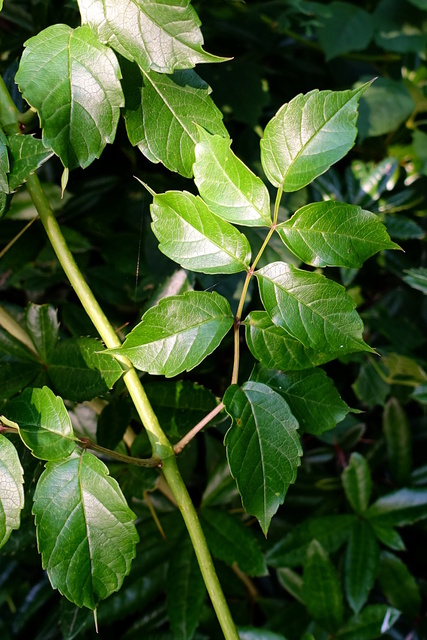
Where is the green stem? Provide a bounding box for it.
[0,75,20,134]
[23,172,239,640]
[78,437,161,468]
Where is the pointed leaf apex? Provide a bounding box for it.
[134,176,156,197]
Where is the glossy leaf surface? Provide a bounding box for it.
[256,262,373,355]
[344,520,379,613]
[123,66,226,177]
[33,450,139,609]
[110,292,233,377]
[277,202,398,268]
[194,129,271,226]
[0,434,24,548]
[224,381,302,534]
[303,540,344,632]
[366,488,427,526]
[260,84,369,191]
[150,190,251,274]
[251,365,350,436]
[3,386,75,461]
[77,0,226,73]
[16,24,124,169]
[342,453,372,513]
[8,134,53,191]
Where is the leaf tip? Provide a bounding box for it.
[134,176,156,196]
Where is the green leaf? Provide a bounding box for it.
[366,488,427,527]
[383,398,412,486]
[370,523,405,551]
[277,567,304,604]
[8,134,53,191]
[0,434,24,548]
[123,64,227,178]
[358,78,414,139]
[336,605,400,639]
[377,551,422,618]
[150,190,251,274]
[109,292,233,378]
[16,24,124,169]
[0,362,42,402]
[344,520,379,613]
[277,202,399,268]
[166,534,206,640]
[0,127,10,193]
[302,540,344,632]
[193,129,271,227]
[256,262,373,355]
[25,303,59,362]
[3,386,76,460]
[224,381,302,534]
[316,3,374,61]
[33,449,139,609]
[266,515,355,568]
[251,365,350,436]
[352,359,390,407]
[260,83,369,192]
[402,267,427,294]
[77,0,227,74]
[245,311,335,371]
[200,507,267,577]
[342,453,372,514]
[48,338,124,402]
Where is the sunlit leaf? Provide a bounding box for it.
[16,24,124,169]
[8,134,53,191]
[0,434,24,548]
[224,381,302,534]
[150,190,251,274]
[33,449,139,609]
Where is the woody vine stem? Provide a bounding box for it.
[0,76,240,640]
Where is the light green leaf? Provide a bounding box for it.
[25,303,59,362]
[33,449,139,609]
[16,24,124,169]
[256,262,374,355]
[342,453,372,514]
[366,488,427,527]
[224,381,302,534]
[383,398,412,486]
[3,386,76,461]
[377,551,422,618]
[0,127,9,193]
[123,64,227,178]
[260,83,369,192]
[200,507,267,577]
[109,291,233,377]
[344,520,379,613]
[266,515,355,568]
[317,3,374,61]
[302,540,344,632]
[336,605,400,639]
[77,0,227,74]
[251,365,350,436]
[8,134,53,191]
[48,337,124,402]
[0,434,24,548]
[245,311,335,372]
[194,129,271,227]
[403,267,427,294]
[150,190,251,274]
[166,534,206,640]
[277,202,399,268]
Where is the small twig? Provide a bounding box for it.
[78,437,162,468]
[144,490,167,540]
[174,402,225,454]
[231,563,259,602]
[0,216,39,261]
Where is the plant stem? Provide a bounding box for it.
[0,75,20,134]
[78,437,161,467]
[174,402,225,454]
[22,172,240,640]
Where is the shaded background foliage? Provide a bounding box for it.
[0,0,427,639]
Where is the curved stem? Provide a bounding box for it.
[23,171,239,640]
[78,437,161,468]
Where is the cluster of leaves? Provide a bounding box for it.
[1,0,427,639]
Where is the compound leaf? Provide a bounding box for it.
[0,434,24,548]
[123,64,226,177]
[251,365,350,436]
[77,0,227,74]
[224,381,302,534]
[277,202,399,268]
[256,262,374,355]
[260,83,370,192]
[33,450,139,609]
[16,24,124,169]
[109,292,233,377]
[3,386,76,461]
[150,190,251,274]
[194,129,271,227]
[8,134,53,191]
